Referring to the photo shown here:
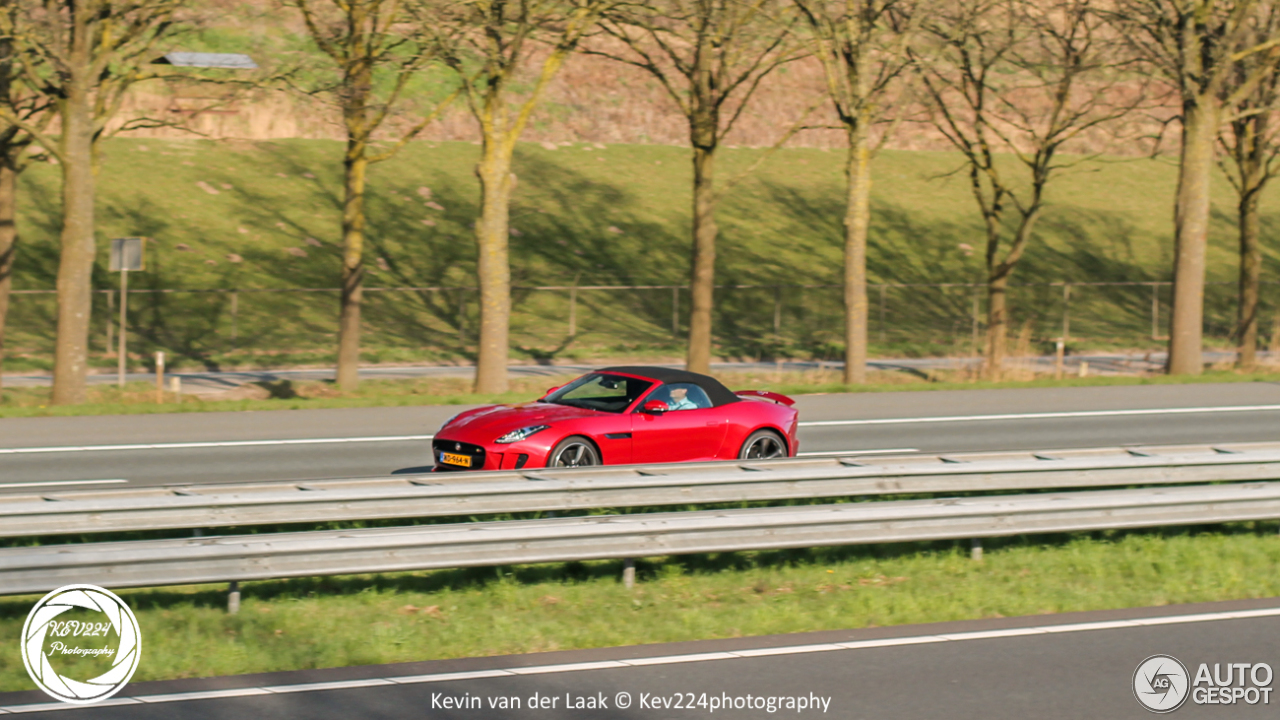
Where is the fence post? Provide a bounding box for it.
[879,285,887,344]
[227,581,241,614]
[773,286,782,335]
[105,289,114,355]
[623,558,636,589]
[1151,283,1159,340]
[970,538,983,562]
[568,285,577,337]
[672,286,679,337]
[971,286,980,357]
[230,291,239,345]
[1062,283,1071,346]
[155,351,165,404]
[458,288,467,344]
[117,270,129,388]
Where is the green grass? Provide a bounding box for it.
[2,528,1278,692]
[3,137,1277,375]
[4,368,1280,418]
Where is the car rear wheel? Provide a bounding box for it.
[739,429,786,460]
[548,436,601,468]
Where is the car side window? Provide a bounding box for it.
[545,373,653,413]
[656,383,712,411]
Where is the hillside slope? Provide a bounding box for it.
[3,138,1273,370]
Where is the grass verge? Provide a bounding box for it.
[2,527,1278,692]
[2,366,1280,419]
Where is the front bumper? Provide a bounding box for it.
[432,438,538,471]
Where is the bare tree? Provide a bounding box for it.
[1217,3,1280,369]
[588,0,800,374]
[914,0,1140,379]
[0,14,53,395]
[427,0,612,393]
[294,0,452,391]
[1112,0,1280,375]
[1,0,184,404]
[791,0,916,384]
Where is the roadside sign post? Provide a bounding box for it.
[109,238,146,388]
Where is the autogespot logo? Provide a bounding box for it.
[21,584,142,705]
[1134,654,1190,713]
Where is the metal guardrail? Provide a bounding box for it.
[4,481,1280,595]
[3,443,1280,537]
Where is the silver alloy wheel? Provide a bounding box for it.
[742,432,785,460]
[550,439,599,467]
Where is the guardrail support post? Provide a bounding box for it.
[623,558,635,588]
[970,538,983,562]
[227,581,241,614]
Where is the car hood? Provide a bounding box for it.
[443,402,606,436]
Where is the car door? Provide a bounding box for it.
[630,385,727,463]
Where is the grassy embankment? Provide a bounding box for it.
[2,528,1278,692]
[4,137,1279,378]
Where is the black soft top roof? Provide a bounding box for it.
[599,366,740,407]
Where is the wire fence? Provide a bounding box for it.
[3,280,1275,367]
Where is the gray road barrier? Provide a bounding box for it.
[3,443,1279,537]
[3,481,1280,595]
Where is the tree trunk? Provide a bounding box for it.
[336,148,367,391]
[1237,186,1261,369]
[473,140,514,394]
[0,163,12,393]
[687,135,718,375]
[986,272,1009,381]
[842,122,871,385]
[51,78,97,405]
[1167,100,1217,376]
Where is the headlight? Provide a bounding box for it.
[495,425,550,444]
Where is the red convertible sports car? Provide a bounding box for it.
[432,366,798,471]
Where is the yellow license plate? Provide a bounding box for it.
[441,452,472,467]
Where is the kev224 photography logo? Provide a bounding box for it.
[19,584,142,705]
[1133,654,1274,713]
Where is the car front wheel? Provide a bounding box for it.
[547,436,601,468]
[739,429,787,460]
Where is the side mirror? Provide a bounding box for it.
[642,400,669,414]
[545,385,561,396]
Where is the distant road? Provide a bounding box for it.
[3,352,1261,393]
[4,597,1278,718]
[1,381,1279,492]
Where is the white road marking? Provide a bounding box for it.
[797,448,918,457]
[4,605,1278,713]
[0,435,435,455]
[0,479,127,489]
[798,404,1280,427]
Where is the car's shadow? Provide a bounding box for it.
[391,466,436,475]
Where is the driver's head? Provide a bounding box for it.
[670,387,688,401]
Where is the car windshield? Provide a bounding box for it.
[544,373,654,413]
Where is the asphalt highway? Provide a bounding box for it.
[3,597,1278,718]
[2,382,1279,491]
